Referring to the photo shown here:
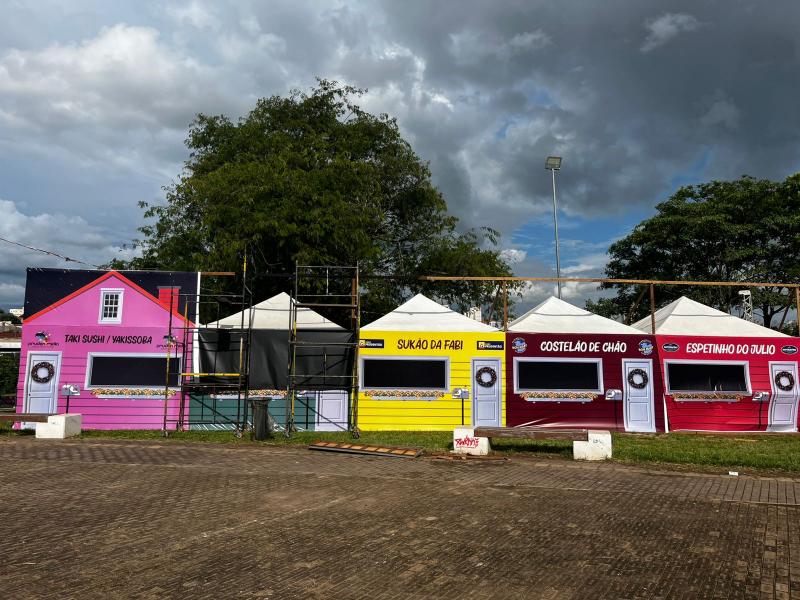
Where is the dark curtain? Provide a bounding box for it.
[198,328,355,389]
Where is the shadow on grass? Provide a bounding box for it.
[490,439,573,458]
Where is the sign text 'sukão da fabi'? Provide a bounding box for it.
[397,338,463,351]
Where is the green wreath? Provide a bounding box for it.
[775,370,795,392]
[627,368,648,390]
[475,366,497,388]
[30,361,55,384]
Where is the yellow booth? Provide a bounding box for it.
[358,294,505,431]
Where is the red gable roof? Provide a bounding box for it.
[23,270,194,326]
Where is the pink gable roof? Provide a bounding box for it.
[25,271,192,328]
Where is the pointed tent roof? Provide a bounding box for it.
[631,296,788,337]
[204,292,342,330]
[508,296,640,334]
[362,293,498,332]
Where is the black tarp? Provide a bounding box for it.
[24,268,199,321]
[198,328,355,389]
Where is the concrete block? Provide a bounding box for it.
[573,430,612,461]
[36,414,82,439]
[453,427,490,456]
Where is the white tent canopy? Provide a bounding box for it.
[509,296,640,334]
[362,293,498,332]
[631,296,788,337]
[204,292,343,330]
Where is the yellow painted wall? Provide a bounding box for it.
[357,330,506,431]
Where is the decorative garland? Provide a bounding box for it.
[249,389,287,398]
[670,392,748,401]
[627,368,648,390]
[475,366,497,388]
[775,371,795,392]
[520,391,597,400]
[30,362,55,384]
[363,389,445,399]
[90,388,173,397]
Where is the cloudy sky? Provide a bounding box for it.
[1,0,799,309]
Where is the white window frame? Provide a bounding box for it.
[359,356,450,393]
[513,357,604,397]
[664,359,752,398]
[98,288,124,324]
[85,352,182,392]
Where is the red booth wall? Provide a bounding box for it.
[657,335,800,432]
[505,333,665,432]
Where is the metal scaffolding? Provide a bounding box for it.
[169,264,253,435]
[286,264,361,437]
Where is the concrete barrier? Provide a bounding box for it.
[35,414,82,439]
[572,430,612,461]
[452,427,490,456]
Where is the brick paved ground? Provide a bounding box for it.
[1,439,799,599]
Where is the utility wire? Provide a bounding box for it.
[0,235,100,268]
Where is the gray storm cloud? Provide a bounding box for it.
[0,0,798,307]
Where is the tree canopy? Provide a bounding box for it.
[0,309,21,325]
[588,174,800,329]
[127,80,512,322]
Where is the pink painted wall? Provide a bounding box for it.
[17,274,192,430]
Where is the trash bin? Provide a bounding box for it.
[251,398,272,440]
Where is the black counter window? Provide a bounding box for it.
[667,362,748,393]
[89,355,182,387]
[516,360,600,391]
[362,358,447,390]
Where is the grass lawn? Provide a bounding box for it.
[3,420,800,474]
[613,432,800,474]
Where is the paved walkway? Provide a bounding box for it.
[0,438,798,599]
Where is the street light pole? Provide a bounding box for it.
[545,156,563,299]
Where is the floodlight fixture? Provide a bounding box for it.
[545,156,562,170]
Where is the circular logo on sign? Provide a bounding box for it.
[511,337,527,353]
[638,339,653,356]
[781,345,798,355]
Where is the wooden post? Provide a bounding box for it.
[649,284,656,334]
[796,287,800,330]
[502,281,508,331]
[351,277,357,328]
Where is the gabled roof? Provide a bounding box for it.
[204,292,342,329]
[631,296,788,337]
[23,271,192,325]
[509,296,640,334]
[362,293,498,332]
[24,267,198,322]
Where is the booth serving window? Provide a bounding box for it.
[666,361,750,394]
[87,354,182,389]
[361,357,448,391]
[513,358,603,394]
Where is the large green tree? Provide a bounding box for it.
[587,174,800,329]
[127,80,512,321]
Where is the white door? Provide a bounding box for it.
[768,362,799,432]
[24,352,61,428]
[315,390,348,431]
[623,359,655,432]
[472,358,501,427]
